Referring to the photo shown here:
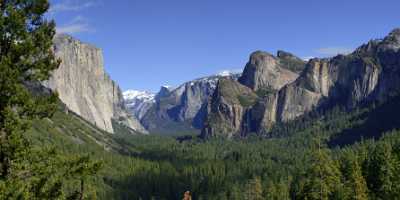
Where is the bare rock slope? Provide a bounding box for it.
[44,34,146,134]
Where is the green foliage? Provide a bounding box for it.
[25,102,400,200]
[237,94,258,107]
[217,78,258,106]
[340,152,368,200]
[0,1,100,199]
[255,87,276,98]
[300,148,341,200]
[244,176,263,200]
[278,56,306,73]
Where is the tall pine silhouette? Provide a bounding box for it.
[0,1,100,199]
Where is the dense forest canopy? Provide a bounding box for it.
[27,92,400,199]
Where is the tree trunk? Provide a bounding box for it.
[79,179,84,200]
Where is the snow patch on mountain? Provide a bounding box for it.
[217,69,242,77]
[123,90,155,103]
[123,90,155,120]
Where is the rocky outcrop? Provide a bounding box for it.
[202,28,400,138]
[238,51,303,91]
[277,50,308,73]
[201,78,258,138]
[202,51,303,137]
[276,35,395,122]
[155,86,174,101]
[44,34,146,134]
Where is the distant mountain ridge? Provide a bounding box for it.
[123,90,155,119]
[124,72,241,134]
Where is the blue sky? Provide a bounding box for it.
[49,0,400,92]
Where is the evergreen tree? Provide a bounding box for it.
[300,142,341,200]
[341,152,368,200]
[64,155,103,200]
[265,180,276,199]
[275,180,290,200]
[228,184,242,200]
[0,1,100,199]
[244,176,263,200]
[366,142,398,199]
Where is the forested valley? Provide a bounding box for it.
[26,93,400,199]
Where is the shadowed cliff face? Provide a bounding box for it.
[44,34,146,134]
[202,28,400,138]
[201,78,258,138]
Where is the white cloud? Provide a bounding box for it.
[301,56,314,61]
[315,47,353,56]
[49,0,100,14]
[50,1,100,35]
[56,16,92,34]
[217,69,242,76]
[57,23,91,34]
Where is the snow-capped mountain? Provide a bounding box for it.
[123,71,241,134]
[123,90,155,119]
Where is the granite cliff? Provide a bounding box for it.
[44,34,146,134]
[202,29,400,138]
[238,51,302,91]
[202,51,305,137]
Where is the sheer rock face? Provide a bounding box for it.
[238,51,301,91]
[44,34,146,134]
[202,28,400,138]
[277,29,400,122]
[202,51,304,137]
[201,78,258,138]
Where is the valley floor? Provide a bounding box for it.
[28,94,400,200]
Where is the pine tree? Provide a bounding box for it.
[341,152,368,200]
[265,180,277,200]
[366,142,397,199]
[0,1,100,199]
[244,176,263,200]
[300,138,341,200]
[275,180,290,200]
[228,184,242,200]
[64,155,103,200]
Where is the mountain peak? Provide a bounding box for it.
[249,50,275,61]
[277,50,294,58]
[123,90,155,101]
[123,90,156,120]
[389,28,400,37]
[380,28,400,51]
[159,85,174,92]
